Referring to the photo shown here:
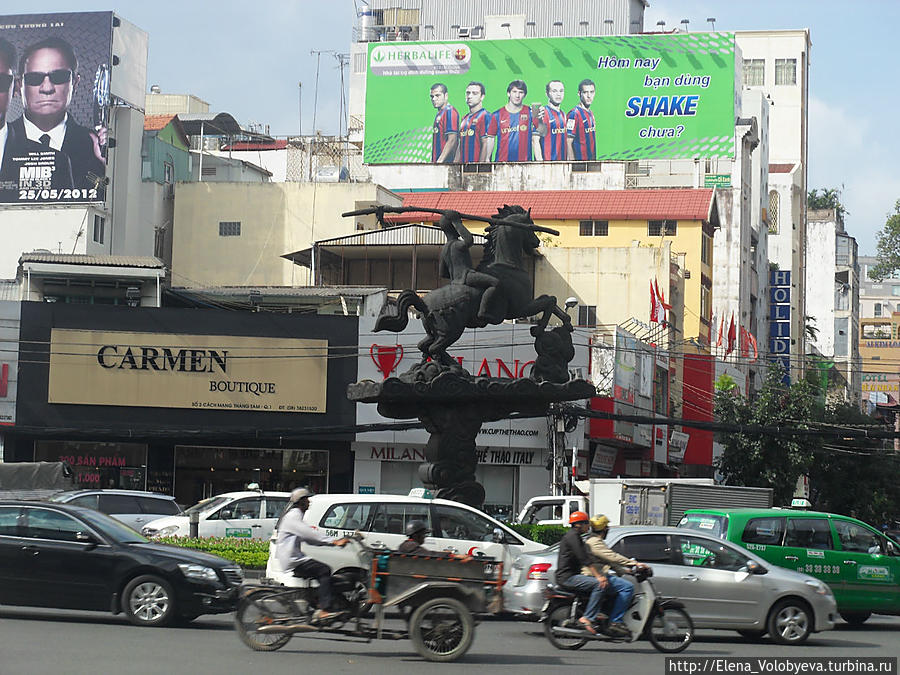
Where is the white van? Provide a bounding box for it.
[142,490,291,539]
[266,493,546,582]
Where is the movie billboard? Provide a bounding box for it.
[0,12,113,204]
[364,32,736,165]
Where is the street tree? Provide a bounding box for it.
[714,365,817,505]
[870,199,900,280]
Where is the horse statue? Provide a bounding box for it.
[361,205,572,371]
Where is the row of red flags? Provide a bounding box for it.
[717,312,758,360]
[649,278,758,361]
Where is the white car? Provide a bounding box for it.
[265,492,547,583]
[142,490,291,539]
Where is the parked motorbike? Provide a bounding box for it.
[541,565,694,653]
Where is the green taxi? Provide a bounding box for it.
[678,508,900,625]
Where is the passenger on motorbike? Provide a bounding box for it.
[583,514,649,637]
[555,511,608,634]
[274,488,350,622]
[397,520,473,562]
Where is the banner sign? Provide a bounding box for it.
[364,32,735,164]
[768,270,791,383]
[0,301,21,426]
[48,329,328,413]
[0,12,113,204]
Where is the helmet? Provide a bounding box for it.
[289,488,313,504]
[569,511,590,525]
[590,515,610,532]
[406,519,431,537]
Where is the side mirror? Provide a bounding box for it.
[745,560,767,575]
[492,527,506,544]
[75,531,98,546]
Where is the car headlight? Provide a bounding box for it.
[804,579,830,595]
[178,564,219,582]
[154,525,182,537]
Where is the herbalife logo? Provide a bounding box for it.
[370,43,471,76]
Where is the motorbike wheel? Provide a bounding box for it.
[840,612,871,627]
[647,606,694,653]
[409,597,474,663]
[234,592,293,652]
[544,605,588,650]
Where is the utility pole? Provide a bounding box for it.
[297,81,302,136]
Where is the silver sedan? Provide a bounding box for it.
[503,525,837,645]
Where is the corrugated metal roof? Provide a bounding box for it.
[174,286,385,298]
[386,189,716,223]
[315,224,487,247]
[19,253,165,269]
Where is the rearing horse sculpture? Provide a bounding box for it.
[346,205,572,366]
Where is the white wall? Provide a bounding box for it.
[0,206,101,277]
[805,218,837,356]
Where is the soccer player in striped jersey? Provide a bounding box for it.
[457,81,490,163]
[483,80,534,163]
[535,79,568,161]
[430,83,459,163]
[566,79,597,161]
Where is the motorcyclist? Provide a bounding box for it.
[397,520,473,561]
[274,488,349,621]
[583,514,649,637]
[555,511,608,634]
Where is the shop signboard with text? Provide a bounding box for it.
[364,32,736,164]
[0,12,113,204]
[48,329,328,413]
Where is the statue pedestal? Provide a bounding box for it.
[348,369,594,507]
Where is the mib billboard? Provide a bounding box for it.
[364,32,736,165]
[0,12,113,204]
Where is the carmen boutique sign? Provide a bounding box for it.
[48,329,328,413]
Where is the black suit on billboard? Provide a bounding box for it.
[1,118,75,198]
[10,116,102,193]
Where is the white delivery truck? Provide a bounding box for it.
[517,478,774,527]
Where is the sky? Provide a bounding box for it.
[1,0,897,254]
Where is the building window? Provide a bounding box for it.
[201,166,217,177]
[891,286,900,297]
[701,232,711,265]
[578,305,597,327]
[874,303,882,317]
[579,220,608,236]
[742,58,765,86]
[768,190,779,234]
[164,161,174,184]
[219,221,241,236]
[775,58,797,85]
[700,285,711,321]
[92,215,105,244]
[648,220,676,237]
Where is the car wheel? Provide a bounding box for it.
[839,612,871,626]
[737,629,767,641]
[767,598,812,645]
[122,575,176,627]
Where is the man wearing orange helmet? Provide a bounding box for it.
[555,510,608,634]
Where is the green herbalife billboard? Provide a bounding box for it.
[364,32,736,165]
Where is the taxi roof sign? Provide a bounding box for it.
[409,488,434,499]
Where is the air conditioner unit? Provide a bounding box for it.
[471,26,484,38]
[457,26,471,38]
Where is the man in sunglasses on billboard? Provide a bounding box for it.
[11,36,105,194]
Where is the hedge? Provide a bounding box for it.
[158,536,269,569]
[509,524,567,546]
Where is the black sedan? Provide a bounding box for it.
[0,500,243,626]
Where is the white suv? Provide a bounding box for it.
[265,493,546,582]
[142,490,291,539]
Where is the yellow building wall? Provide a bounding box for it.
[528,217,710,340]
[172,182,401,287]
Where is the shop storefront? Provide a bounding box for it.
[10,302,358,505]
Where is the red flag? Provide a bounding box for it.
[650,281,659,323]
[716,314,724,348]
[748,331,758,361]
[725,313,736,356]
[655,280,672,310]
[740,326,750,358]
